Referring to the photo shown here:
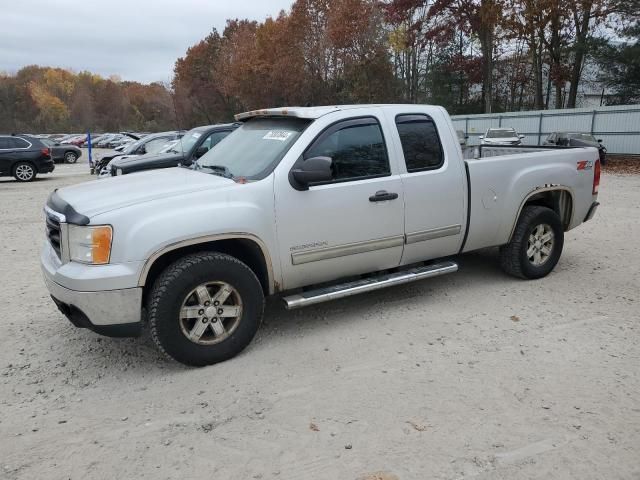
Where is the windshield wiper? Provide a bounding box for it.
[201,164,234,179]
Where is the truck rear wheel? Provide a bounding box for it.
[148,252,264,366]
[499,206,564,279]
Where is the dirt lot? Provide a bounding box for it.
[0,158,638,480]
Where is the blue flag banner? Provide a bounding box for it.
[87,131,93,170]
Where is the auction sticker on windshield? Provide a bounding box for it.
[263,131,293,141]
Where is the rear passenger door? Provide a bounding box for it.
[389,112,467,265]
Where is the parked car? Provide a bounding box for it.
[70,135,88,147]
[544,132,607,165]
[81,134,105,147]
[59,134,82,145]
[480,128,525,145]
[105,124,238,178]
[96,134,118,148]
[41,104,601,366]
[0,134,54,181]
[108,133,140,149]
[41,139,82,164]
[94,131,185,176]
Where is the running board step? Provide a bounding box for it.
[283,261,458,309]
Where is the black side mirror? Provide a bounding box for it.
[597,139,603,143]
[291,156,333,190]
[137,145,146,155]
[194,146,208,159]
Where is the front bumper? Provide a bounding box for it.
[43,274,143,337]
[41,241,144,338]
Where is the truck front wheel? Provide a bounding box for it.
[499,206,564,280]
[148,252,264,366]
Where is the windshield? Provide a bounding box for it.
[196,118,309,180]
[568,133,597,143]
[486,129,516,138]
[123,138,145,154]
[172,129,206,154]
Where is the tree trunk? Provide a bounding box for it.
[567,1,593,108]
[531,29,544,109]
[479,26,494,113]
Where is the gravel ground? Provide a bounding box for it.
[0,159,638,480]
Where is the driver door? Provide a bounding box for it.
[274,115,405,290]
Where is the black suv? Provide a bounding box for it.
[107,124,239,177]
[94,130,184,176]
[0,134,54,182]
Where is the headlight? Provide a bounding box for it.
[68,225,113,264]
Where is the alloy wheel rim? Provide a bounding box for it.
[16,165,33,180]
[527,223,554,266]
[178,281,243,345]
[66,153,76,162]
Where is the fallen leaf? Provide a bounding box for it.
[510,315,520,322]
[309,422,319,432]
[406,420,427,432]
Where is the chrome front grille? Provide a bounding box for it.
[45,212,62,258]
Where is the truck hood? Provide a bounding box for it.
[55,167,235,218]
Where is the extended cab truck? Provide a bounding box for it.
[41,105,601,366]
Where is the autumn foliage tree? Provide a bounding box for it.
[0,66,177,133]
[1,0,633,134]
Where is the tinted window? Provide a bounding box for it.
[11,137,30,148]
[0,137,11,149]
[396,115,444,172]
[305,119,389,182]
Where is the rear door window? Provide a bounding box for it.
[10,137,30,149]
[395,114,444,172]
[0,137,12,149]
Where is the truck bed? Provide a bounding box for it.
[461,146,599,252]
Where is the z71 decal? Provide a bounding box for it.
[577,160,593,171]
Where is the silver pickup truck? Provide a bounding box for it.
[41,104,601,366]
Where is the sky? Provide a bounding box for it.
[0,0,293,84]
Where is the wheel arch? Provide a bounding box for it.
[139,234,276,298]
[509,186,574,241]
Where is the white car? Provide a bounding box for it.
[41,104,601,366]
[480,128,525,145]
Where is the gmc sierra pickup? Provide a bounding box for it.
[41,105,601,366]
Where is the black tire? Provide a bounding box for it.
[499,206,564,279]
[13,162,36,182]
[148,252,264,366]
[64,151,78,164]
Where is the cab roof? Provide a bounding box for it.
[234,104,436,122]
